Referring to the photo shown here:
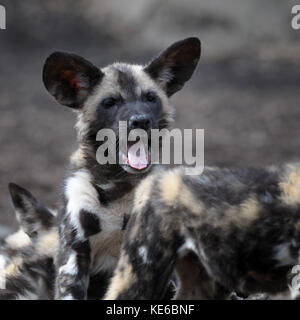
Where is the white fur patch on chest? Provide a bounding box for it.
[65,169,100,239]
[97,191,134,232]
[65,169,134,240]
[65,168,135,275]
[88,192,134,275]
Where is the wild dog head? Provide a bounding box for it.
[8,183,56,240]
[42,38,201,177]
[1,183,57,259]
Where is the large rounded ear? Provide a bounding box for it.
[42,52,104,109]
[144,37,201,96]
[8,183,55,238]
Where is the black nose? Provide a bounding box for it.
[128,114,152,131]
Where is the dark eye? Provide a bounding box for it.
[102,97,117,108]
[145,92,157,103]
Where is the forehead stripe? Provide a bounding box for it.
[117,69,137,98]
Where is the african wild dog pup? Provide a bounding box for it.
[42,38,201,299]
[0,183,57,299]
[1,183,131,300]
[105,165,300,300]
[1,183,122,300]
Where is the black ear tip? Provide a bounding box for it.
[8,182,23,196]
[184,37,201,51]
[43,52,63,71]
[43,51,70,72]
[171,37,201,57]
[8,183,35,207]
[185,37,201,44]
[45,51,68,62]
[42,51,69,91]
[8,182,25,207]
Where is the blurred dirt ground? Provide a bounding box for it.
[0,0,300,236]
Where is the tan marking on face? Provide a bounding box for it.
[133,175,155,213]
[83,66,120,121]
[130,64,174,118]
[36,229,59,257]
[104,253,137,300]
[280,168,300,206]
[74,67,121,141]
[5,229,31,250]
[159,169,182,206]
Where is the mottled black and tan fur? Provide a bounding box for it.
[0,184,129,300]
[0,183,57,300]
[105,164,300,300]
[42,38,201,299]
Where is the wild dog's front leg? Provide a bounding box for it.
[105,207,183,300]
[55,227,91,300]
[55,170,101,300]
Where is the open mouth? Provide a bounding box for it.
[121,139,151,172]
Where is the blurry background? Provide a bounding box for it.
[0,0,300,236]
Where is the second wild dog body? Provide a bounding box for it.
[0,184,57,300]
[1,183,133,300]
[42,38,201,299]
[105,164,300,300]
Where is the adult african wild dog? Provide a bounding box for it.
[42,37,201,299]
[0,183,57,299]
[105,165,300,300]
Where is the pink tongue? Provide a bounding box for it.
[127,141,148,170]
